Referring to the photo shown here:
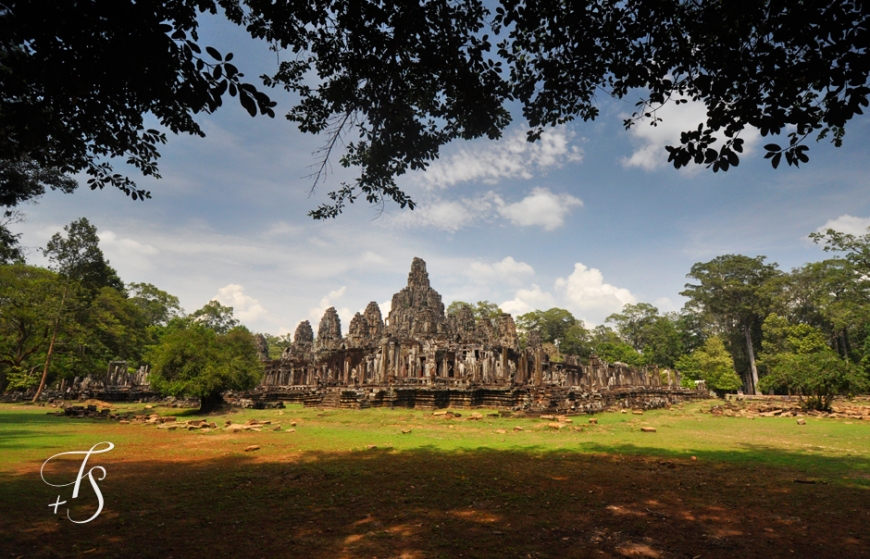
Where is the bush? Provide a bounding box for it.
[146,325,262,412]
[758,349,868,411]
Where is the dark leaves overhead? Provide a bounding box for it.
[0,0,275,203]
[244,0,512,218]
[2,1,868,218]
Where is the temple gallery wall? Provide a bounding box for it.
[246,258,703,412]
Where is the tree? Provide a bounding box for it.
[447,300,504,322]
[682,255,782,394]
[641,314,685,369]
[759,349,867,411]
[675,336,743,392]
[128,283,183,327]
[190,301,240,334]
[516,308,578,346]
[5,1,868,218]
[0,265,65,392]
[146,324,263,412]
[0,210,25,264]
[757,313,868,409]
[606,303,661,351]
[43,218,123,297]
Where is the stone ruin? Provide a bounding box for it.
[250,258,703,412]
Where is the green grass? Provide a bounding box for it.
[3,399,868,485]
[2,399,869,559]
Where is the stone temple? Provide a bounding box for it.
[249,258,700,412]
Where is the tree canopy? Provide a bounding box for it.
[2,0,868,218]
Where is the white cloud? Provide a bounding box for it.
[621,97,760,172]
[816,214,870,236]
[495,187,583,231]
[308,286,352,330]
[99,230,160,256]
[384,195,496,233]
[214,284,269,323]
[417,126,584,189]
[467,257,535,285]
[380,300,392,317]
[500,284,557,316]
[555,263,636,324]
[384,187,581,232]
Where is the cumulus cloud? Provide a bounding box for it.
[467,257,535,285]
[417,126,584,189]
[214,284,269,323]
[384,187,581,232]
[555,263,636,323]
[500,284,558,316]
[621,97,760,172]
[816,214,870,236]
[495,187,583,231]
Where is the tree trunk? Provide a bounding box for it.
[743,323,759,395]
[31,287,67,403]
[198,392,224,414]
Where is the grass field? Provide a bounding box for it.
[1,399,868,559]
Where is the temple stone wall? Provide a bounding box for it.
[254,258,699,410]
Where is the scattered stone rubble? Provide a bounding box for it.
[704,397,870,420]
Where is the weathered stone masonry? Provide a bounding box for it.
[250,258,703,411]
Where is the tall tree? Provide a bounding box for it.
[682,255,782,394]
[128,282,183,327]
[605,303,661,351]
[0,265,65,392]
[516,308,578,346]
[190,301,240,334]
[42,218,123,296]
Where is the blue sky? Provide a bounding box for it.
[11,14,870,336]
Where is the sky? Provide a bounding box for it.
[11,14,870,337]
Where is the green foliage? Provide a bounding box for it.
[640,315,685,369]
[43,218,123,296]
[516,308,577,346]
[446,301,473,317]
[594,341,645,367]
[147,325,262,412]
[605,303,660,351]
[447,301,502,322]
[190,301,240,334]
[759,350,868,411]
[128,283,183,327]
[761,314,829,358]
[0,265,68,391]
[675,336,743,392]
[0,210,26,264]
[2,1,274,203]
[262,333,293,360]
[559,323,592,358]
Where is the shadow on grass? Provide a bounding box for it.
[2,446,869,559]
[577,442,870,485]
